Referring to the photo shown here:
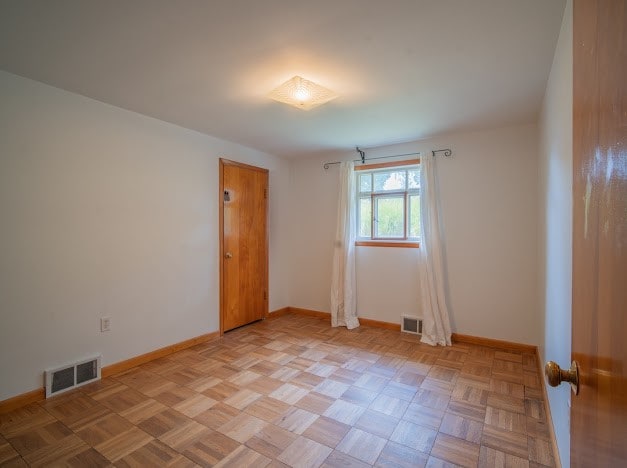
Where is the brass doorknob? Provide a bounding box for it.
[545,360,579,395]
[225,252,233,259]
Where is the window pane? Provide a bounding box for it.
[409,194,421,238]
[374,171,406,191]
[408,169,420,189]
[375,196,404,238]
[359,173,372,193]
[359,197,371,238]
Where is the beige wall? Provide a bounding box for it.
[288,123,540,345]
[0,71,291,400]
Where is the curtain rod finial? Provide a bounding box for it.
[432,149,452,157]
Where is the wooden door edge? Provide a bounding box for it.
[264,170,269,321]
[218,158,225,336]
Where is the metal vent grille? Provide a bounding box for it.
[45,355,101,398]
[51,366,74,394]
[76,360,98,384]
[401,315,423,335]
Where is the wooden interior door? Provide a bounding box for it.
[571,0,626,465]
[220,159,268,333]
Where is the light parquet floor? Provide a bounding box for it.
[0,315,555,467]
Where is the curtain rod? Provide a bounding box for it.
[323,147,452,169]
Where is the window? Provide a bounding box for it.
[356,160,420,247]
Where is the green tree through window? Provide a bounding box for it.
[357,164,420,243]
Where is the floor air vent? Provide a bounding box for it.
[45,355,101,398]
[401,315,423,335]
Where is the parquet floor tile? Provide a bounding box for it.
[65,447,112,467]
[484,406,526,435]
[525,417,551,441]
[314,379,350,399]
[119,397,167,424]
[527,436,555,467]
[22,434,89,467]
[390,420,438,453]
[479,445,529,467]
[158,420,210,451]
[0,405,55,439]
[222,389,261,411]
[381,381,418,402]
[446,400,486,423]
[336,428,387,464]
[302,416,351,449]
[182,430,240,466]
[481,424,529,459]
[245,423,298,459]
[376,440,429,467]
[116,439,189,467]
[323,450,371,468]
[274,407,318,435]
[0,440,20,465]
[216,413,267,444]
[0,314,556,467]
[214,444,271,467]
[137,408,190,438]
[340,386,378,407]
[430,433,480,468]
[76,413,134,447]
[486,393,525,414]
[439,414,483,444]
[277,436,333,468]
[489,379,525,399]
[426,455,463,467]
[7,420,73,457]
[323,400,366,426]
[421,377,455,395]
[524,399,546,421]
[403,402,445,431]
[354,409,399,439]
[413,389,451,411]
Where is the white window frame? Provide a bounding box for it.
[355,161,420,247]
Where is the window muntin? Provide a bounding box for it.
[357,164,420,243]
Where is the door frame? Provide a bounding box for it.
[219,158,269,335]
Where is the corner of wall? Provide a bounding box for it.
[537,1,573,466]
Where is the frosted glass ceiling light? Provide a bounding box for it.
[268,75,337,110]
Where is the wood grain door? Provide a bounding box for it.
[220,159,268,333]
[571,0,626,465]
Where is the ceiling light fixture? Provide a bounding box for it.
[268,75,337,111]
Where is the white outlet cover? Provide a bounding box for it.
[100,317,111,332]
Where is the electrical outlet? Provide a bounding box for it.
[100,317,111,332]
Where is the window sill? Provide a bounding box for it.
[355,241,420,248]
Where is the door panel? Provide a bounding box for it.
[220,159,268,332]
[572,0,626,465]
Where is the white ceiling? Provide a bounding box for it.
[0,0,566,158]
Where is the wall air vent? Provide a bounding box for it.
[401,315,423,335]
[45,355,101,398]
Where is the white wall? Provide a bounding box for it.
[289,124,539,345]
[538,1,572,466]
[0,71,291,401]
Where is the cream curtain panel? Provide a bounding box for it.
[418,154,452,346]
[330,161,360,329]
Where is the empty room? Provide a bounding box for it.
[0,1,624,467]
